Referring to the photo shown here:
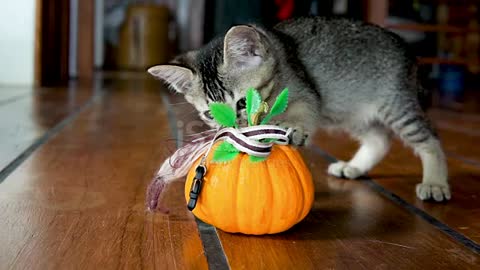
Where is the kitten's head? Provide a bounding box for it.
[148,25,276,127]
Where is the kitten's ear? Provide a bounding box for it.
[223,25,265,70]
[148,65,193,94]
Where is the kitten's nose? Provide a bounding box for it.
[236,98,246,111]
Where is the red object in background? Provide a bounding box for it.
[275,0,294,20]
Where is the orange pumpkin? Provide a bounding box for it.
[185,142,314,235]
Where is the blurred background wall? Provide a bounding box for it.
[0,1,36,86]
[9,0,480,111]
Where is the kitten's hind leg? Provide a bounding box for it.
[381,99,450,201]
[328,124,391,179]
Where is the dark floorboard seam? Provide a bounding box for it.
[312,146,480,254]
[162,92,230,270]
[447,151,480,168]
[0,94,100,184]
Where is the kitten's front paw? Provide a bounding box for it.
[275,122,310,146]
[416,183,451,202]
[327,161,364,179]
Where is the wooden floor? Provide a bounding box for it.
[1,75,479,269]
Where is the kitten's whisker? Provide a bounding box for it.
[161,137,207,146]
[182,108,198,114]
[169,101,190,106]
[184,129,216,137]
[178,110,200,117]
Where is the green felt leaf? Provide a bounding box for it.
[216,141,239,153]
[212,151,240,163]
[249,155,267,163]
[270,88,289,115]
[212,142,240,163]
[246,88,262,126]
[261,88,289,125]
[209,103,237,127]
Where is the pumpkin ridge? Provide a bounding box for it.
[231,152,244,232]
[251,152,266,233]
[263,152,275,234]
[199,159,212,225]
[282,146,313,221]
[221,151,242,233]
[204,149,218,225]
[280,146,306,222]
[269,146,297,232]
[235,152,249,233]
[277,146,304,225]
[265,148,278,233]
[201,144,224,226]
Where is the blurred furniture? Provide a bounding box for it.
[35,0,96,85]
[365,0,388,26]
[117,4,169,70]
[365,0,480,74]
[35,0,71,86]
[78,0,95,79]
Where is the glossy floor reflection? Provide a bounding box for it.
[0,75,479,269]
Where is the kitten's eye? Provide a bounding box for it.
[204,110,213,119]
[236,98,246,110]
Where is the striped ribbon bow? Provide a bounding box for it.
[204,125,292,158]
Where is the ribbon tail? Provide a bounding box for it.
[146,137,213,212]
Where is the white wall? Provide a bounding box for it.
[69,0,78,78]
[0,1,36,86]
[94,0,104,68]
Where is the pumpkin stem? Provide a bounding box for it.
[250,101,269,125]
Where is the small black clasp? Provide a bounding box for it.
[187,165,206,211]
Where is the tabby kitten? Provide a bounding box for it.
[148,17,450,202]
